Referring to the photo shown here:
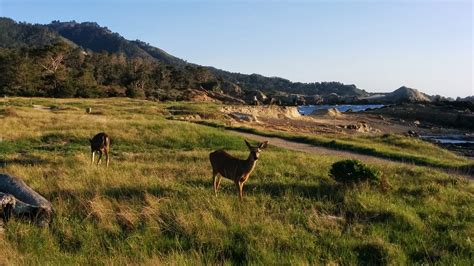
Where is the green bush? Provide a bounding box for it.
[329,159,380,184]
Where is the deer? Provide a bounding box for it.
[209,139,268,201]
[90,132,110,167]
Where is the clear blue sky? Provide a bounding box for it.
[1,0,472,97]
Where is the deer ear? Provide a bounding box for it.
[259,141,268,149]
[244,139,252,149]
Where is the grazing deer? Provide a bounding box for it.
[209,139,268,201]
[90,132,110,167]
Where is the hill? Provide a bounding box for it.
[0,18,373,103]
[360,86,432,103]
[0,18,71,48]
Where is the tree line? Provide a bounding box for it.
[0,42,221,100]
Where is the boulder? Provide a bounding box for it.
[310,108,343,117]
[229,112,258,122]
[344,122,379,133]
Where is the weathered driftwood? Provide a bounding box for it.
[0,192,16,223]
[0,174,53,227]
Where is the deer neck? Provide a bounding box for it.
[244,153,258,174]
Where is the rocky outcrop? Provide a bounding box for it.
[185,89,245,104]
[269,93,306,106]
[303,95,323,105]
[243,90,268,105]
[457,96,474,103]
[221,105,301,120]
[220,81,243,97]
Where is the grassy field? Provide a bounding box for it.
[0,97,473,265]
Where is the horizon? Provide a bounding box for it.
[1,0,472,98]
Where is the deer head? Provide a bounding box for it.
[244,139,268,161]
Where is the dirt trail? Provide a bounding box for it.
[229,130,473,179]
[230,130,399,164]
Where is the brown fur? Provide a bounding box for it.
[90,132,110,167]
[209,140,268,201]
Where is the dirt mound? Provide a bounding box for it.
[221,105,301,120]
[310,108,342,117]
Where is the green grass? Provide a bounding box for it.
[0,97,473,265]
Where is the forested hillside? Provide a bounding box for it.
[0,17,370,102]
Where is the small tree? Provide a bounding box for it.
[329,159,380,184]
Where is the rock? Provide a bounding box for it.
[229,112,258,122]
[344,122,380,133]
[323,93,341,104]
[303,95,323,105]
[221,105,301,120]
[179,115,201,121]
[270,93,307,106]
[192,89,245,104]
[310,108,343,117]
[220,81,243,97]
[407,130,419,137]
[414,120,421,126]
[244,90,268,105]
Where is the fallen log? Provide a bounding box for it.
[0,192,16,223]
[0,174,53,227]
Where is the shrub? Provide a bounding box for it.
[329,159,380,184]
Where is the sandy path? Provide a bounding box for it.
[229,130,473,179]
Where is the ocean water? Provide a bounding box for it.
[298,104,385,115]
[421,135,474,145]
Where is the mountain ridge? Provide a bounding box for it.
[0,17,456,104]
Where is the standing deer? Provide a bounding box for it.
[90,132,110,167]
[209,139,268,201]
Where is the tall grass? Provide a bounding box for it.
[0,97,472,264]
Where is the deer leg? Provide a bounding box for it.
[216,176,222,190]
[235,181,242,201]
[238,181,244,201]
[97,151,102,165]
[105,150,109,167]
[212,171,219,196]
[91,151,95,165]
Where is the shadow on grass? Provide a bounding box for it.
[47,185,179,204]
[103,185,178,201]
[355,243,390,266]
[0,154,50,166]
[186,179,344,202]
